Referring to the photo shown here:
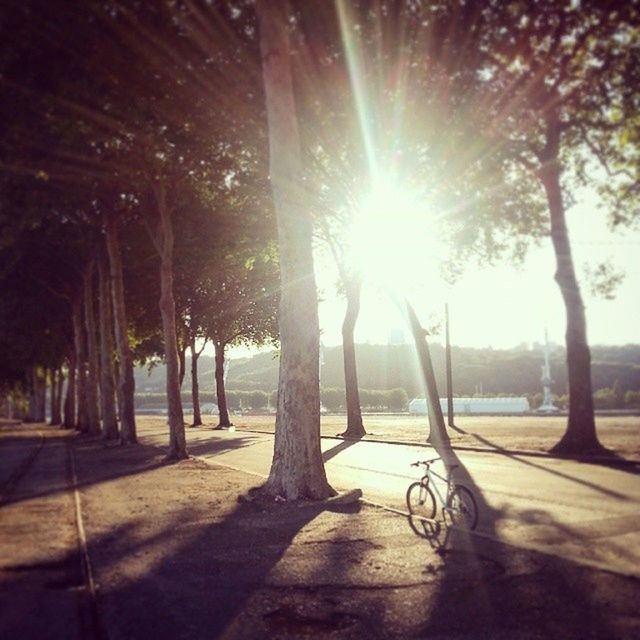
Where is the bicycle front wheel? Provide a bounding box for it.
[406,481,436,520]
[446,485,478,530]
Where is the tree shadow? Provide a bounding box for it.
[0,428,259,510]
[322,439,358,463]
[452,421,640,477]
[409,438,635,638]
[457,427,639,491]
[76,478,367,637]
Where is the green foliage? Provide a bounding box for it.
[246,390,269,410]
[321,388,344,412]
[624,391,640,409]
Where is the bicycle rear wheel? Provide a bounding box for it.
[406,481,436,520]
[446,485,478,530]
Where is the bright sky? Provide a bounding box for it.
[226,188,639,362]
[314,190,640,350]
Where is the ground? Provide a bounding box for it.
[1,417,639,639]
[200,413,640,458]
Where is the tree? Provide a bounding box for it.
[97,248,119,440]
[105,213,137,444]
[456,1,640,454]
[257,0,334,500]
[83,261,101,435]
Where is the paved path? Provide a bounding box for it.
[0,428,90,639]
[140,423,640,577]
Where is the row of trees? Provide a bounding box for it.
[1,1,638,498]
[0,0,279,459]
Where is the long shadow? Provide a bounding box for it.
[453,420,640,478]
[409,437,633,638]
[68,441,369,639]
[0,427,258,509]
[169,433,263,459]
[402,306,633,637]
[322,439,358,463]
[456,428,635,499]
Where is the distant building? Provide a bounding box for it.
[409,397,531,415]
[387,328,407,345]
[200,403,219,415]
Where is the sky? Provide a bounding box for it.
[314,191,640,351]
[225,190,639,361]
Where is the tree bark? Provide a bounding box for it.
[214,340,232,428]
[63,353,76,428]
[339,275,366,439]
[98,252,119,440]
[154,180,187,460]
[25,365,47,422]
[73,294,89,432]
[36,368,46,422]
[54,367,64,425]
[540,138,602,455]
[190,335,202,427]
[49,368,62,425]
[84,262,101,435]
[178,340,187,389]
[258,0,334,500]
[48,368,55,425]
[105,213,137,444]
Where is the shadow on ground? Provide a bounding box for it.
[406,438,640,638]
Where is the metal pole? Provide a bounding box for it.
[445,303,454,427]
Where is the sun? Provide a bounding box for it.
[349,173,446,294]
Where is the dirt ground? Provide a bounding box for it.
[183,413,640,459]
[2,421,640,639]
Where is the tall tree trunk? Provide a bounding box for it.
[214,340,231,428]
[105,213,137,444]
[339,275,366,439]
[63,353,76,428]
[258,1,334,500]
[190,336,202,427]
[49,368,62,425]
[26,365,39,422]
[154,180,187,460]
[84,262,101,435]
[73,294,89,432]
[36,368,46,422]
[98,252,119,440]
[178,341,187,389]
[540,138,602,455]
[48,368,55,424]
[53,367,64,425]
[406,303,450,449]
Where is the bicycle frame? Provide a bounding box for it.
[421,466,452,508]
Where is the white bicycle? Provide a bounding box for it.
[406,457,479,530]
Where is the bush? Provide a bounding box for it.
[593,387,616,410]
[624,390,640,408]
[321,388,343,412]
[246,390,268,409]
[386,388,409,411]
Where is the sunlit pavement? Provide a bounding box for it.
[138,422,640,578]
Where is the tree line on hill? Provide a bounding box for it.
[131,343,640,407]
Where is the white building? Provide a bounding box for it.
[409,397,530,415]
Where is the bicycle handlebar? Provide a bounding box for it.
[410,457,441,467]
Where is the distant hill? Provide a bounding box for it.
[134,343,640,397]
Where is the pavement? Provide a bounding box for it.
[1,421,640,639]
[141,421,640,578]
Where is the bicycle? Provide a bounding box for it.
[406,457,479,531]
